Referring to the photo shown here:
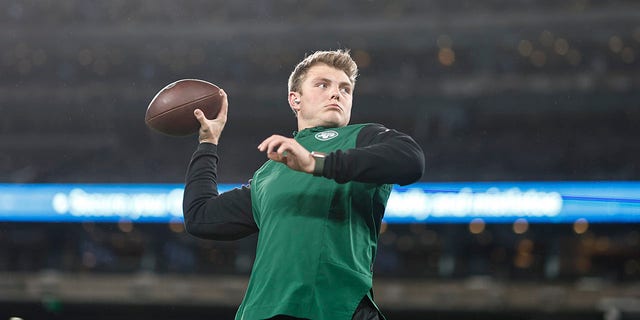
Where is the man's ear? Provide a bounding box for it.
[288,92,301,114]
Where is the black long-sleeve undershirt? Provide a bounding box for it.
[325,123,425,186]
[182,123,425,240]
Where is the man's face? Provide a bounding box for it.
[292,63,353,129]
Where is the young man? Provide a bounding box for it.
[183,50,425,320]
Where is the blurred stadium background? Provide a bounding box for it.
[1,0,639,319]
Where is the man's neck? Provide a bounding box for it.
[297,121,346,132]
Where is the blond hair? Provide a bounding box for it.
[288,49,358,93]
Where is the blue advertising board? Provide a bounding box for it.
[0,182,638,223]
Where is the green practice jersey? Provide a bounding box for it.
[239,124,392,320]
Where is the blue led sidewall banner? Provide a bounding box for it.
[386,181,640,223]
[0,182,638,223]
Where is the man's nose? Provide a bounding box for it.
[330,86,340,100]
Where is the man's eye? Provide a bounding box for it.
[341,88,351,94]
[317,83,327,88]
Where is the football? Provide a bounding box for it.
[145,79,222,136]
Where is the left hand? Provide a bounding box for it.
[258,135,315,174]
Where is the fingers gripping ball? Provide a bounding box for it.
[145,79,223,136]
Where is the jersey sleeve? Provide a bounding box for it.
[182,143,258,240]
[322,123,425,186]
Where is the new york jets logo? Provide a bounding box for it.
[315,130,339,141]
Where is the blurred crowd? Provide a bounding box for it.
[1,221,638,283]
[1,1,639,184]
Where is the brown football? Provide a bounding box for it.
[145,79,222,136]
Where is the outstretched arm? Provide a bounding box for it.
[324,123,425,186]
[256,123,425,186]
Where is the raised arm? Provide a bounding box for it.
[183,143,257,240]
[182,89,258,240]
